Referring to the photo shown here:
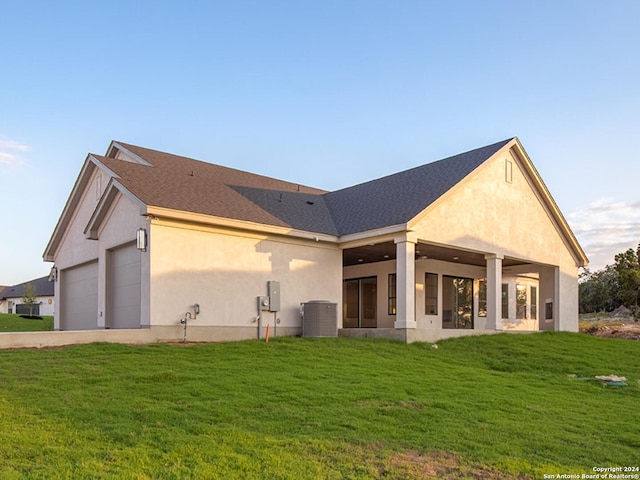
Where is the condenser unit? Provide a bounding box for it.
[301,300,337,337]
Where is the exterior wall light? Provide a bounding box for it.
[136,228,147,252]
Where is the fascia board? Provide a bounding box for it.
[337,224,408,249]
[509,138,589,267]
[106,141,152,166]
[84,178,148,239]
[43,157,97,262]
[145,206,340,243]
[88,154,120,178]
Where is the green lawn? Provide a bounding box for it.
[0,333,638,479]
[0,313,53,332]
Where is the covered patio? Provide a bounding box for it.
[340,235,560,343]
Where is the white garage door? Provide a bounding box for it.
[108,243,141,329]
[61,261,99,330]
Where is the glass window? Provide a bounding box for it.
[501,284,509,319]
[388,273,396,315]
[478,279,487,317]
[442,276,473,329]
[545,301,553,320]
[531,286,537,320]
[425,273,438,315]
[516,284,527,319]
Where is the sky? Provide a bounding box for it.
[1,0,639,285]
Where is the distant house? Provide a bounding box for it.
[43,138,587,342]
[0,276,55,316]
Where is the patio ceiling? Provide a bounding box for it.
[343,241,528,268]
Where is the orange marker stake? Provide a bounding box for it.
[265,323,270,343]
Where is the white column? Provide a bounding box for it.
[538,265,560,331]
[394,234,417,329]
[485,254,503,331]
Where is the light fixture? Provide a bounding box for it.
[136,228,147,252]
[48,266,58,282]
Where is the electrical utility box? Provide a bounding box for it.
[267,281,280,312]
[301,301,337,337]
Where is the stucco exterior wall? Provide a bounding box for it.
[149,221,342,338]
[53,168,105,271]
[410,149,580,331]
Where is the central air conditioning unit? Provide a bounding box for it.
[301,300,337,337]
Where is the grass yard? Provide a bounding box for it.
[0,313,53,332]
[0,332,639,479]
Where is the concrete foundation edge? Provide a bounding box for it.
[0,326,302,350]
[0,325,537,349]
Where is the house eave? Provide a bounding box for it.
[43,157,98,262]
[145,206,340,243]
[509,138,589,268]
[106,141,153,165]
[338,224,408,249]
[84,179,147,240]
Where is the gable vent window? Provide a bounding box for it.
[505,158,513,183]
[95,174,102,200]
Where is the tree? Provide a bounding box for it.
[579,265,620,314]
[21,283,38,317]
[613,244,640,319]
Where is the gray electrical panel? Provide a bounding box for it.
[267,281,280,312]
[301,301,337,337]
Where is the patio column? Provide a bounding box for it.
[394,234,417,329]
[485,254,503,330]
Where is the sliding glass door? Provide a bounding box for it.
[442,275,473,329]
[343,277,377,328]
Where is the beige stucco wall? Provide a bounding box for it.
[148,221,342,338]
[53,168,104,271]
[410,149,579,332]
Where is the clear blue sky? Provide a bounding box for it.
[1,0,639,285]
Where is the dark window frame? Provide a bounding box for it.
[501,283,509,319]
[478,279,487,317]
[388,273,396,315]
[425,272,438,315]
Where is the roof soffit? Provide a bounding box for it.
[144,205,340,243]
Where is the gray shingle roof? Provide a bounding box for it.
[98,138,512,237]
[230,186,339,235]
[324,139,512,235]
[1,276,54,299]
[97,143,327,232]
